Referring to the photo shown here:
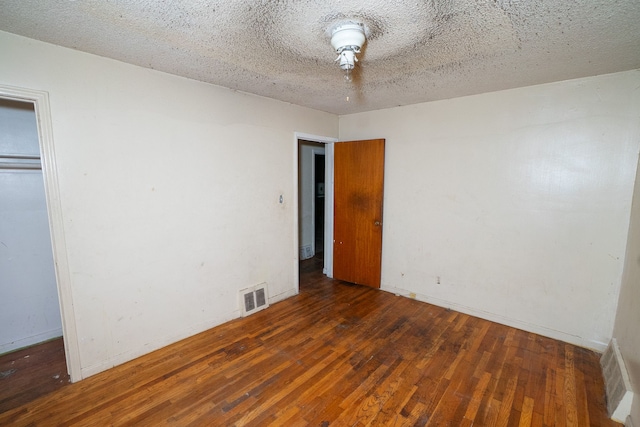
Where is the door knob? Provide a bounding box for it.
[374,221,381,226]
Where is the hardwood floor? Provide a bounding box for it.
[0,256,619,426]
[0,337,69,413]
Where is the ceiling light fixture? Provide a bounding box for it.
[330,22,366,82]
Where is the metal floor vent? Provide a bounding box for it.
[601,339,633,423]
[240,283,269,317]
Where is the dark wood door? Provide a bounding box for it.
[333,139,385,288]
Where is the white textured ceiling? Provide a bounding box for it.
[1,0,639,114]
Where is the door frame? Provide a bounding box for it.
[293,132,337,291]
[0,84,81,382]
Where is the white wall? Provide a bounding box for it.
[0,31,338,378]
[0,100,62,354]
[298,142,324,259]
[613,152,640,426]
[340,70,640,350]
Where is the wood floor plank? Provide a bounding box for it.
[0,337,69,412]
[0,256,621,426]
[464,371,492,424]
[496,368,521,427]
[519,396,535,427]
[543,366,556,426]
[564,345,579,427]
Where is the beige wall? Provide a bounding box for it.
[340,70,640,350]
[614,152,640,425]
[0,31,338,378]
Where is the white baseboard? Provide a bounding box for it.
[0,328,63,355]
[269,288,298,304]
[80,310,240,379]
[80,286,300,379]
[381,285,607,352]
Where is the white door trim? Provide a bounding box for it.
[294,132,337,292]
[0,84,82,382]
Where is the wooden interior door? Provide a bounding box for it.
[333,139,385,288]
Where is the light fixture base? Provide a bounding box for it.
[330,21,366,78]
[330,22,366,53]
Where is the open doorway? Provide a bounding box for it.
[298,139,326,281]
[0,85,79,384]
[0,98,62,353]
[295,134,336,287]
[0,97,70,409]
[295,135,386,291]
[298,140,325,262]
